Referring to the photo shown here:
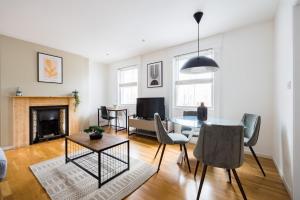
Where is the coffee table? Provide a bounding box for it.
[65,133,130,188]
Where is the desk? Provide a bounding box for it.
[171,116,241,163]
[98,107,128,133]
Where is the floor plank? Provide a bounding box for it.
[1,128,290,200]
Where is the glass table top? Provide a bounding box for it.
[170,116,241,128]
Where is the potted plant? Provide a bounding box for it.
[84,126,104,140]
[72,90,80,111]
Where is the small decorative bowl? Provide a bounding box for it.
[89,132,103,140]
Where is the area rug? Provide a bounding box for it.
[30,156,156,200]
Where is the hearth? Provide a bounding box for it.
[30,105,69,144]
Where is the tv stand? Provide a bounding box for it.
[127,115,173,138]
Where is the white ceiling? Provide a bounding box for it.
[0,0,278,64]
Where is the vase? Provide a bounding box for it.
[89,132,103,140]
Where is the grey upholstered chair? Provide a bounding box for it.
[242,113,265,176]
[181,111,197,132]
[195,124,247,200]
[153,113,191,173]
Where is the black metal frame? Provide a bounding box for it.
[65,138,130,188]
[29,105,69,145]
[97,108,128,133]
[147,61,163,88]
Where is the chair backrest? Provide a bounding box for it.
[199,124,244,169]
[100,106,108,119]
[181,111,197,132]
[183,111,197,117]
[241,113,261,146]
[154,113,173,144]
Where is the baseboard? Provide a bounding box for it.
[273,158,293,199]
[188,138,273,159]
[244,149,272,159]
[0,146,14,150]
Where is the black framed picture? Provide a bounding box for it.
[147,61,163,88]
[37,52,63,84]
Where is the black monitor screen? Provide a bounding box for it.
[136,97,165,120]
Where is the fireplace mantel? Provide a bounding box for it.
[12,96,79,147]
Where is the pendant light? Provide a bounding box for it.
[181,12,219,74]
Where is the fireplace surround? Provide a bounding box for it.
[30,105,69,144]
[12,96,79,147]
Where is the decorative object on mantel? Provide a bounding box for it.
[16,87,23,96]
[180,11,219,74]
[37,52,63,84]
[84,126,104,140]
[147,61,163,88]
[197,102,207,121]
[72,90,80,111]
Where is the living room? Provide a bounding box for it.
[0,0,300,199]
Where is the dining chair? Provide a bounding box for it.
[154,113,191,173]
[195,124,247,200]
[242,113,265,176]
[181,111,197,132]
[100,106,117,127]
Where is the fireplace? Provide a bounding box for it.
[30,105,69,144]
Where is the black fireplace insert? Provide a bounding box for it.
[30,105,69,144]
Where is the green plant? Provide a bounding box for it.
[84,126,104,134]
[72,90,80,111]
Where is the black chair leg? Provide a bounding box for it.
[157,144,166,173]
[196,164,207,200]
[194,161,200,179]
[183,144,191,173]
[180,144,182,151]
[249,146,266,176]
[227,169,231,184]
[154,143,162,158]
[232,169,247,200]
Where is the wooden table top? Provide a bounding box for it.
[66,133,129,152]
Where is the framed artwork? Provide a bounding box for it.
[147,61,163,88]
[37,52,63,84]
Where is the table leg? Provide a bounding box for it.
[97,108,100,127]
[115,111,118,133]
[127,141,130,171]
[98,152,101,188]
[125,109,128,133]
[65,138,68,163]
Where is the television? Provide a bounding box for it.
[136,97,165,120]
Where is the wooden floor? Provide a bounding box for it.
[0,128,290,200]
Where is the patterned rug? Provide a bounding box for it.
[30,156,156,200]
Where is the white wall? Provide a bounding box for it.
[0,35,109,147]
[108,21,274,157]
[0,34,90,147]
[273,0,294,196]
[89,61,108,126]
[293,2,300,200]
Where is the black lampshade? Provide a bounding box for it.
[181,56,219,73]
[180,11,219,74]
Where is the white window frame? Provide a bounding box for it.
[117,66,138,105]
[173,49,215,109]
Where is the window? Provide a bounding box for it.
[118,67,138,105]
[174,49,215,108]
